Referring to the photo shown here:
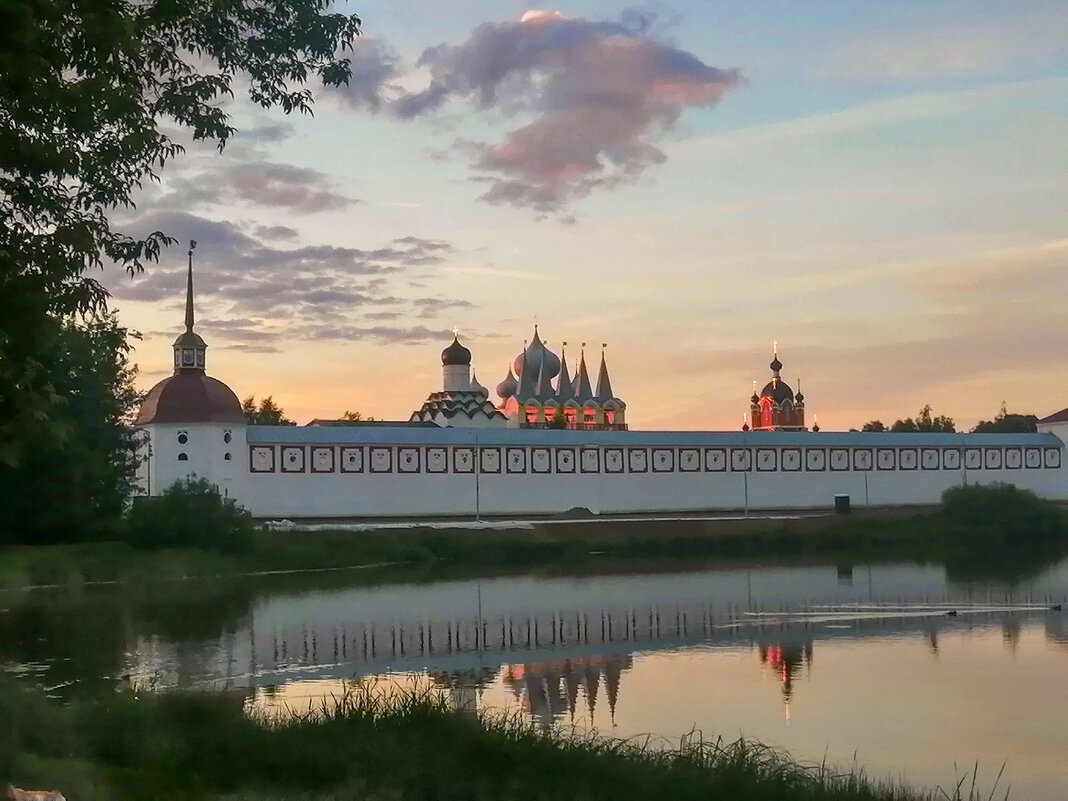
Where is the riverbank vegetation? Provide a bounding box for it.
[0,679,998,801]
[1,485,1065,592]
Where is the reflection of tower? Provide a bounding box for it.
[760,640,813,702]
[428,667,497,716]
[501,654,632,726]
[1002,617,1022,651]
[605,657,623,726]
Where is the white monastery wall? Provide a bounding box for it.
[198,428,1068,519]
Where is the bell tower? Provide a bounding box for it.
[173,240,207,373]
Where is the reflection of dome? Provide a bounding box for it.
[513,327,559,380]
[136,372,245,424]
[441,336,471,366]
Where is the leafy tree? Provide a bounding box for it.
[861,420,887,432]
[548,407,568,429]
[341,410,377,422]
[890,404,955,433]
[0,313,141,543]
[1,0,362,467]
[242,395,295,426]
[972,402,1037,433]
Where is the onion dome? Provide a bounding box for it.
[794,378,804,404]
[496,365,518,399]
[760,377,795,404]
[441,335,472,366]
[770,355,782,373]
[469,371,488,398]
[750,392,760,405]
[513,325,560,380]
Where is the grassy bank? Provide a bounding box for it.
[0,678,987,801]
[0,504,1063,593]
[2,498,1066,591]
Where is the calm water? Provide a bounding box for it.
[3,559,1067,799]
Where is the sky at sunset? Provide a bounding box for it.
[104,1,1068,430]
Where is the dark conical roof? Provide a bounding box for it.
[441,335,471,366]
[555,346,574,402]
[574,350,593,403]
[594,349,614,402]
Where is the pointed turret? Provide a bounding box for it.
[516,344,539,401]
[574,346,593,403]
[555,343,574,402]
[137,241,245,427]
[534,352,555,402]
[594,345,614,402]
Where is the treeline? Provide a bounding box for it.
[857,403,1037,433]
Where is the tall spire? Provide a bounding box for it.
[574,344,593,403]
[173,240,207,373]
[594,343,614,401]
[555,342,574,402]
[184,240,197,332]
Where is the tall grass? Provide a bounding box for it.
[1,674,1011,801]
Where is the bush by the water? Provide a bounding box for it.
[123,477,256,552]
[941,483,1065,542]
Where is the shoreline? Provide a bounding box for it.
[3,501,1065,592]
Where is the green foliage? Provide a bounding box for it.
[941,483,1064,543]
[549,406,568,429]
[0,313,141,544]
[0,0,361,468]
[123,477,256,552]
[861,420,886,432]
[890,405,955,432]
[972,403,1037,433]
[242,395,295,425]
[340,409,378,422]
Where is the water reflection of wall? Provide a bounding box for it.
[110,563,1068,707]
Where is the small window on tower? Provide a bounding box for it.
[182,349,194,366]
[223,431,232,444]
[224,452,232,461]
[177,432,189,445]
[196,350,205,367]
[178,453,188,461]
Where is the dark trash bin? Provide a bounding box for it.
[834,494,850,514]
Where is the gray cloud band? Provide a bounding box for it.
[109,212,470,347]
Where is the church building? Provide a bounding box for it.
[746,344,808,432]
